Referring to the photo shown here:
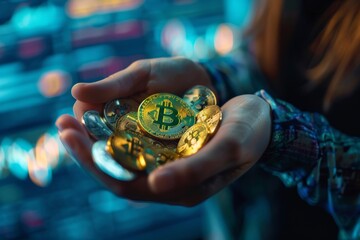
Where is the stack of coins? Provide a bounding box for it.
[84,85,222,181]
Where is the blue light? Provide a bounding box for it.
[224,0,253,27]
[7,139,32,180]
[11,4,64,36]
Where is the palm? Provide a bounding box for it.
[56,57,271,206]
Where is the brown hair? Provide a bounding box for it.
[249,0,360,110]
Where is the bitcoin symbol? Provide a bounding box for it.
[138,93,195,140]
[123,137,143,157]
[184,130,200,146]
[153,100,179,130]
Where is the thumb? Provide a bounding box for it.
[72,60,151,103]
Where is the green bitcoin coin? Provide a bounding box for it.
[138,93,196,140]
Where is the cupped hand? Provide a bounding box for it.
[56,57,272,206]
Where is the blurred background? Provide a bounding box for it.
[0,0,253,239]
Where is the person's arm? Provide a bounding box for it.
[255,90,360,239]
[199,46,271,104]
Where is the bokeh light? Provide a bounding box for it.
[35,133,61,169]
[38,70,71,98]
[0,130,65,186]
[160,19,195,56]
[194,37,209,60]
[7,139,31,180]
[205,23,239,56]
[0,140,7,179]
[67,0,144,18]
[28,149,52,187]
[67,0,99,18]
[214,24,235,55]
[11,4,64,35]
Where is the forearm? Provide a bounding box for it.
[256,90,360,237]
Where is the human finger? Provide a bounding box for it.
[55,114,88,136]
[58,127,188,202]
[73,100,104,122]
[72,60,151,103]
[148,95,271,194]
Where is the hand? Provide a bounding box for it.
[56,57,272,206]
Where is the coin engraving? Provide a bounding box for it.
[177,123,209,156]
[153,100,179,130]
[196,105,222,134]
[183,85,217,112]
[138,93,196,140]
[104,99,138,131]
[82,110,112,140]
[107,132,146,171]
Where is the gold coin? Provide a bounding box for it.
[196,105,222,134]
[158,140,178,152]
[115,112,142,134]
[143,147,180,173]
[138,93,196,140]
[107,131,146,172]
[103,99,138,131]
[155,148,180,166]
[141,135,166,149]
[177,122,209,157]
[183,85,217,113]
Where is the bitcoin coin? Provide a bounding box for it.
[159,140,178,152]
[92,141,136,181]
[82,110,113,140]
[107,131,147,172]
[142,147,157,173]
[183,85,217,113]
[115,112,142,135]
[141,135,165,149]
[155,148,180,166]
[138,93,196,140]
[103,99,138,131]
[143,147,180,173]
[177,122,210,157]
[196,105,222,134]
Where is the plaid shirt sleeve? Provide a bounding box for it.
[201,55,360,239]
[255,90,360,239]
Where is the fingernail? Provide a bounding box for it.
[56,125,63,133]
[150,169,175,193]
[55,121,63,132]
[58,136,81,167]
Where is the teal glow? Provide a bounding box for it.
[11,4,64,36]
[225,0,253,27]
[8,139,32,180]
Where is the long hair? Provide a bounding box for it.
[249,0,360,111]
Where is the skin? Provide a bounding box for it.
[56,57,272,206]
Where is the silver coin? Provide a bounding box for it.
[103,99,139,131]
[183,85,217,113]
[92,141,136,181]
[82,110,113,140]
